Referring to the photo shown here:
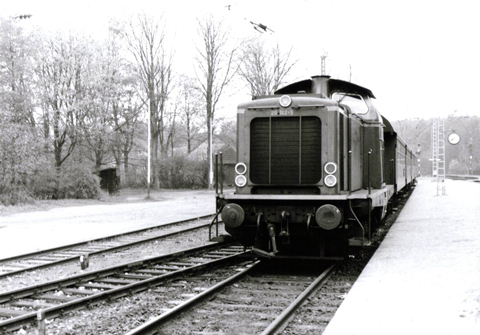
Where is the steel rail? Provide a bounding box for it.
[0,214,214,263]
[0,215,216,279]
[260,264,336,335]
[0,243,229,303]
[124,260,262,335]
[0,243,248,332]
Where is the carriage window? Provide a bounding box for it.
[332,92,369,114]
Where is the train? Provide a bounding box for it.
[212,75,417,260]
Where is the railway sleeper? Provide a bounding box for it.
[96,278,138,285]
[134,269,169,275]
[9,300,56,308]
[61,288,96,296]
[117,273,156,279]
[0,266,26,271]
[82,283,119,290]
[31,294,76,302]
[0,307,28,317]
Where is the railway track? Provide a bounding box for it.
[125,264,337,335]
[0,214,215,279]
[0,242,248,333]
[118,191,414,335]
[278,271,358,334]
[0,188,413,333]
[0,243,388,334]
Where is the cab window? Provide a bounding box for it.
[332,92,369,114]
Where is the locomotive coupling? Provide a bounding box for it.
[267,223,278,254]
[221,203,245,228]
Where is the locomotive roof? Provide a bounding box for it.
[275,75,375,99]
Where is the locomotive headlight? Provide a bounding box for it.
[235,175,247,187]
[221,203,245,228]
[279,95,292,108]
[235,162,247,175]
[315,204,342,230]
[324,162,338,175]
[324,174,337,187]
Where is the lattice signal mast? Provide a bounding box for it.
[432,118,446,195]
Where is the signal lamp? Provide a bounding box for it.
[235,175,247,187]
[324,162,338,174]
[324,174,337,187]
[235,162,247,175]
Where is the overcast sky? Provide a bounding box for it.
[3,0,479,121]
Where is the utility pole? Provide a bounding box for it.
[469,141,473,175]
[147,107,151,199]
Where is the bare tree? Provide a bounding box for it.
[238,39,296,96]
[177,75,204,154]
[34,33,98,198]
[195,15,238,189]
[111,74,143,186]
[165,102,178,157]
[123,14,174,192]
[77,35,125,173]
[36,34,87,169]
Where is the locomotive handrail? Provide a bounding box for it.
[215,153,219,195]
[210,152,225,241]
[368,149,372,195]
[342,104,352,195]
[349,199,365,245]
[219,152,224,195]
[214,152,224,197]
[208,206,223,241]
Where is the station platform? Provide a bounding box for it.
[323,177,480,335]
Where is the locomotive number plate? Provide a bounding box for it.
[272,109,293,116]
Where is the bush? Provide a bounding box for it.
[0,122,44,204]
[0,187,34,206]
[122,167,148,189]
[29,163,101,200]
[58,164,101,199]
[30,165,58,199]
[158,156,208,189]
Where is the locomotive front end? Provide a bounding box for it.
[219,78,350,259]
[213,75,412,259]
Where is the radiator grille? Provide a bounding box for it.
[250,116,321,184]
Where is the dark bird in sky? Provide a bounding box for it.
[250,21,274,33]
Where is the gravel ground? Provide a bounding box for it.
[1,187,409,334]
[4,227,225,335]
[0,188,216,259]
[0,223,226,293]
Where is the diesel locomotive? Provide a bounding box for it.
[213,75,417,259]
